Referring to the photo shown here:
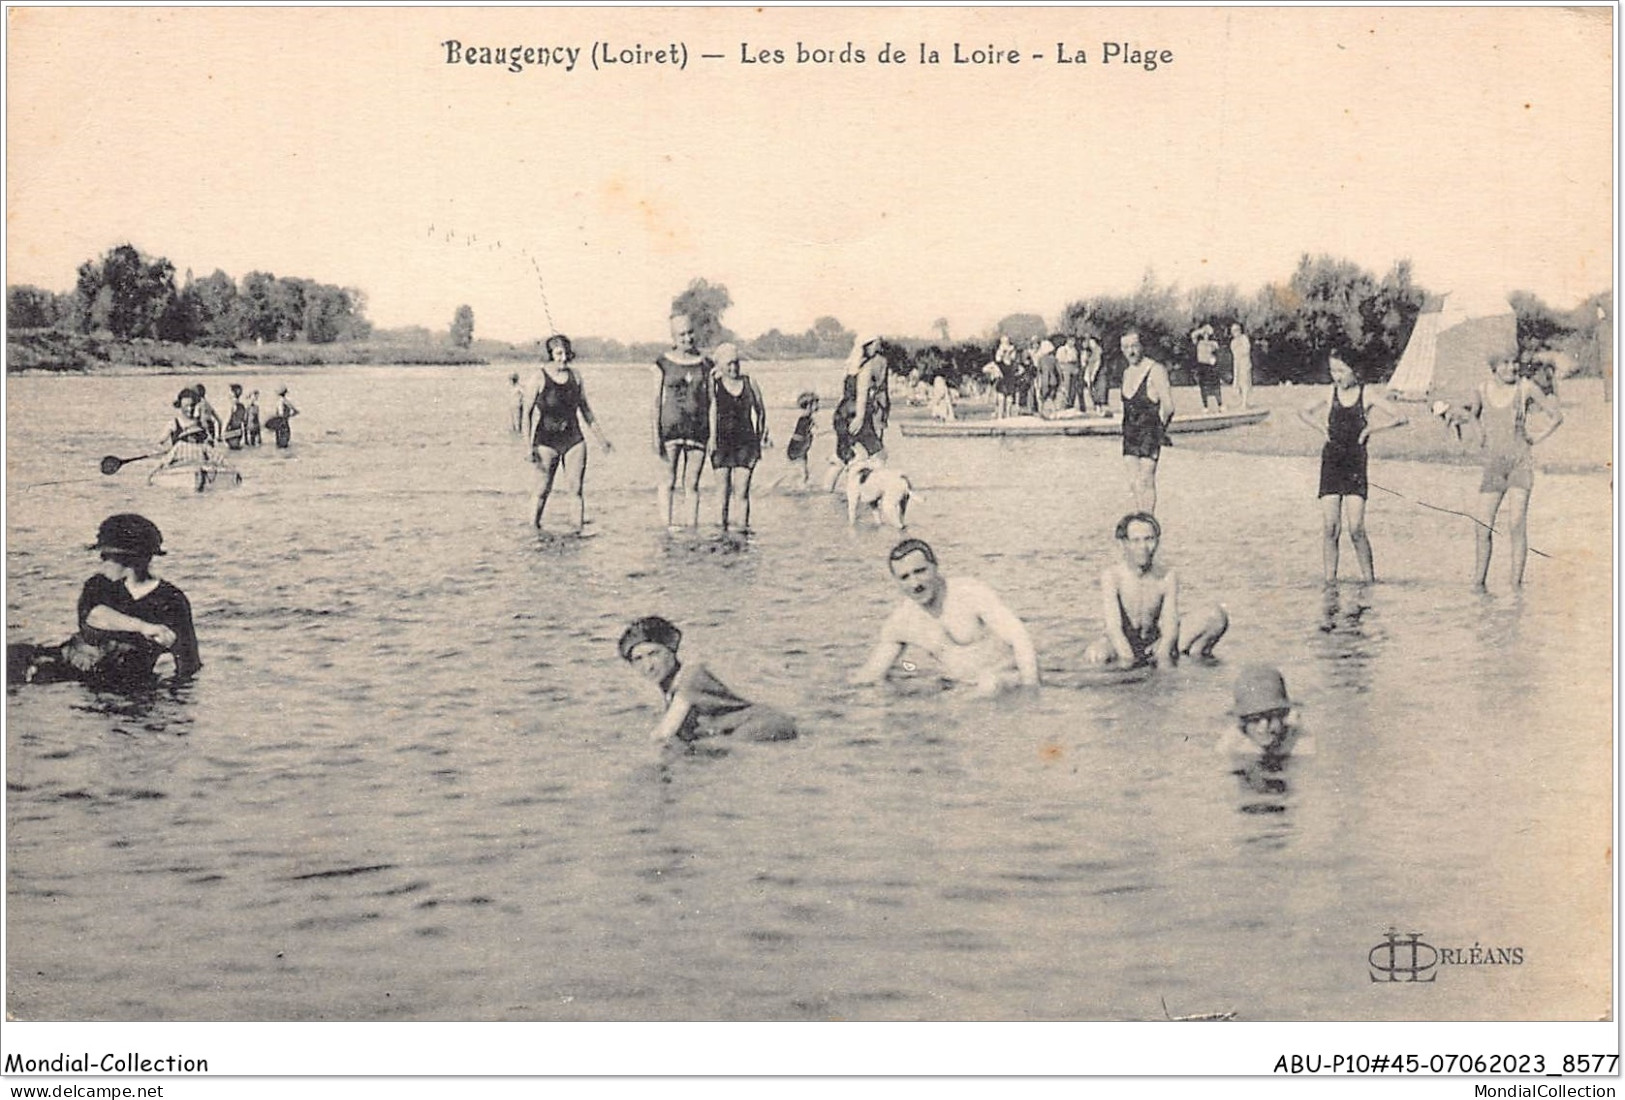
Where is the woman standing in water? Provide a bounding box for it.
[829,334,889,488]
[1298,352,1406,583]
[527,333,611,535]
[652,312,713,528]
[1460,353,1563,589]
[708,343,768,533]
[245,390,262,446]
[266,386,299,449]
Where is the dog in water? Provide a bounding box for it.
[846,456,913,529]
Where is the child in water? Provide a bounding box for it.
[786,392,819,486]
[618,616,797,745]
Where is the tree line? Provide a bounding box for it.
[8,243,371,346]
[895,256,1608,392]
[11,251,1606,386]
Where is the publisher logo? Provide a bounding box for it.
[1369,930,1526,982]
[1369,930,1437,982]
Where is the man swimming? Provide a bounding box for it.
[851,538,1040,696]
[1084,512,1228,667]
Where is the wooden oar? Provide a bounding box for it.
[101,451,168,475]
[100,430,246,475]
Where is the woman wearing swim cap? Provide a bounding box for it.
[619,616,796,745]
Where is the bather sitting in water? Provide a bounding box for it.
[1083,512,1228,668]
[618,616,797,745]
[7,514,201,690]
[850,538,1040,696]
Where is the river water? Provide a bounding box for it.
[4,362,1612,1022]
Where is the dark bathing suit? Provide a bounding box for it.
[225,403,247,449]
[1118,599,1161,668]
[711,378,761,470]
[531,369,586,453]
[786,412,815,461]
[267,412,292,449]
[834,356,888,463]
[1318,384,1369,499]
[8,574,201,689]
[1121,369,1168,459]
[657,354,712,451]
[662,663,797,743]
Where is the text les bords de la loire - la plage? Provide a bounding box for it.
[441,40,1175,74]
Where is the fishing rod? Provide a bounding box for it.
[427,221,559,338]
[1368,481,1551,559]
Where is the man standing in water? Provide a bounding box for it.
[1119,329,1175,514]
[851,538,1040,696]
[651,312,713,529]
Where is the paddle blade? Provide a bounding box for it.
[100,455,124,475]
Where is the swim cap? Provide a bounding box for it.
[797,391,819,410]
[89,514,166,557]
[618,616,682,661]
[173,387,198,408]
[712,342,740,366]
[1229,665,1295,718]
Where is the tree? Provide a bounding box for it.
[671,278,734,349]
[191,269,240,344]
[1248,254,1429,384]
[932,317,951,343]
[450,304,475,348]
[810,315,855,359]
[72,243,176,339]
[7,285,63,329]
[993,313,1048,343]
[267,277,307,342]
[158,271,205,343]
[236,271,280,342]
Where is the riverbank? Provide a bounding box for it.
[919,379,1613,475]
[4,330,493,373]
[1167,379,1613,475]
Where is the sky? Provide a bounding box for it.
[5,6,1614,345]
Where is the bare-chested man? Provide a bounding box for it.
[851,538,1040,696]
[1084,512,1228,667]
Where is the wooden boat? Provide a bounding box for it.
[147,457,243,492]
[898,407,1270,438]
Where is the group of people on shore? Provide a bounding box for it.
[983,333,1110,419]
[969,322,1254,422]
[1187,323,1254,411]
